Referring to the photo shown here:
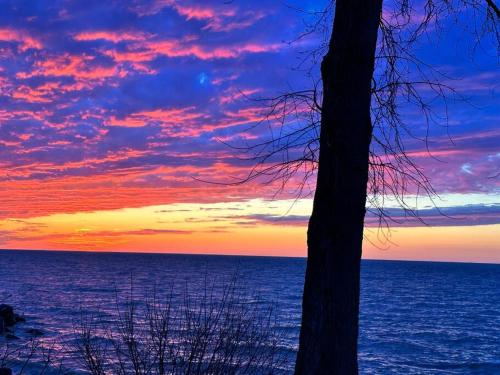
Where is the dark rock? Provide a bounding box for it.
[0,368,13,375]
[25,328,44,336]
[0,305,16,326]
[15,315,26,323]
[5,333,19,340]
[0,316,4,334]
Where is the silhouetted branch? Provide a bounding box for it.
[214,0,498,243]
[73,277,288,374]
[0,337,68,374]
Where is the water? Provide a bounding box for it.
[1,250,499,374]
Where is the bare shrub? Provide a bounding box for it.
[0,337,68,375]
[73,278,288,375]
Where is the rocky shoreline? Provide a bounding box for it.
[0,304,26,339]
[0,305,27,375]
[0,304,43,375]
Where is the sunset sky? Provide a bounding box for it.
[0,0,498,262]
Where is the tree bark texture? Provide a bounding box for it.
[295,1,383,374]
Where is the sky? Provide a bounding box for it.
[0,0,498,262]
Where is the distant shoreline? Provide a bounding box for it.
[1,248,499,266]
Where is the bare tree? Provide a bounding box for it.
[218,0,498,373]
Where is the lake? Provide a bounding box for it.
[1,250,499,374]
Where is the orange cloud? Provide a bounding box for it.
[0,161,285,220]
[1,199,498,262]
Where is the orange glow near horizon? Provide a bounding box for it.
[0,1,498,264]
[1,199,498,263]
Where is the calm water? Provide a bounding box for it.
[1,250,499,374]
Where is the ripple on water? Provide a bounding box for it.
[1,251,499,374]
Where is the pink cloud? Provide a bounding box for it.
[219,88,260,105]
[9,82,87,103]
[129,0,173,16]
[0,109,52,122]
[107,107,203,128]
[11,86,52,103]
[21,54,119,79]
[131,1,265,32]
[110,103,270,137]
[211,74,240,86]
[74,30,149,43]
[12,82,78,103]
[103,49,156,63]
[15,54,128,89]
[206,16,266,33]
[0,28,43,51]
[121,39,279,63]
[173,3,234,20]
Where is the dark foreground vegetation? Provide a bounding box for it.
[0,279,288,374]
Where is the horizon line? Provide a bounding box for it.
[1,248,499,266]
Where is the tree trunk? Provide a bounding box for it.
[295,1,382,374]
